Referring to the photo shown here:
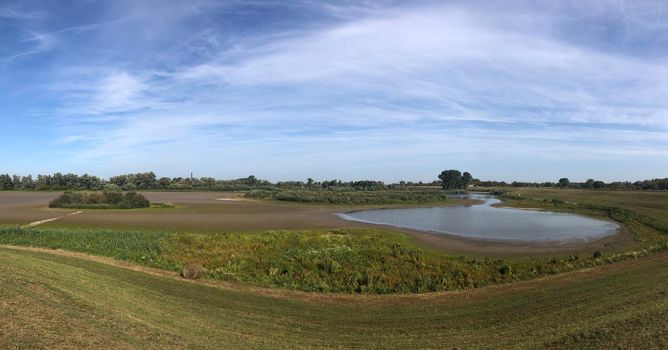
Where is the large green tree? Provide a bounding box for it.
[438,170,473,190]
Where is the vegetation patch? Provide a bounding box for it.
[150,201,175,209]
[49,190,150,209]
[245,188,464,205]
[2,247,667,349]
[0,225,665,294]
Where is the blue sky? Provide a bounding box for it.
[1,0,667,182]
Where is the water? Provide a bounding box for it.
[339,194,618,242]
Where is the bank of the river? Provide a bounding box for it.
[339,193,619,241]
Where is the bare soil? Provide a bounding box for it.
[0,191,636,255]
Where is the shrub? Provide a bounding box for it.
[498,264,513,276]
[245,189,456,205]
[151,202,175,208]
[119,191,150,209]
[49,190,150,209]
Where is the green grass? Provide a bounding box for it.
[497,188,668,222]
[1,246,666,349]
[0,225,665,294]
[1,189,667,294]
[150,201,176,208]
[497,188,668,244]
[245,188,465,205]
[3,188,668,347]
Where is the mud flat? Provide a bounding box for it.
[0,191,640,255]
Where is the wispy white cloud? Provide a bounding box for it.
[3,31,57,64]
[92,72,148,113]
[170,5,668,128]
[0,6,42,20]
[9,0,668,181]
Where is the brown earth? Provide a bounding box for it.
[0,191,351,231]
[0,191,635,256]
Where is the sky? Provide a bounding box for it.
[1,0,667,183]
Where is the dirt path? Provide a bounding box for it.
[22,211,83,227]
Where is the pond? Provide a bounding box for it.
[338,193,619,242]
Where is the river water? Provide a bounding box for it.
[339,193,618,242]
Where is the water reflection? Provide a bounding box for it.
[339,193,618,242]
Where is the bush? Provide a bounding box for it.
[49,190,150,209]
[245,189,456,205]
[151,202,175,208]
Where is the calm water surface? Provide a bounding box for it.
[339,194,619,242]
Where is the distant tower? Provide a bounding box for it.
[190,172,194,181]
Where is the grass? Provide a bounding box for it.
[245,188,465,205]
[496,188,668,221]
[0,225,665,294]
[1,246,666,349]
[497,188,668,245]
[150,201,176,208]
[2,188,668,347]
[2,189,667,294]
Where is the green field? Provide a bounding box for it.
[498,188,668,226]
[498,189,668,245]
[1,188,668,348]
[1,225,664,295]
[1,246,666,349]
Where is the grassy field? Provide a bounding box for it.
[1,245,666,349]
[0,188,667,294]
[497,188,668,245]
[0,224,664,294]
[498,188,668,225]
[1,188,668,347]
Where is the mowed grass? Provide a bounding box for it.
[1,246,667,349]
[1,189,667,348]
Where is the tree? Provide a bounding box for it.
[584,179,595,189]
[439,170,462,190]
[461,172,473,188]
[158,177,172,188]
[558,178,570,188]
[438,170,473,190]
[0,174,13,190]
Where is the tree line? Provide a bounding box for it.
[469,177,668,191]
[0,172,270,191]
[0,172,394,191]
[0,171,666,191]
